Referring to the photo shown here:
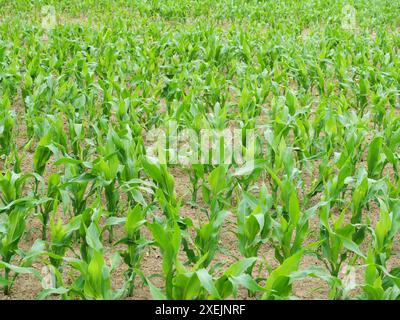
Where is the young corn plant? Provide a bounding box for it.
[362,247,400,300]
[92,152,120,243]
[201,165,232,214]
[190,210,230,269]
[0,171,35,210]
[315,202,366,298]
[370,199,400,269]
[0,95,15,157]
[38,173,62,240]
[261,251,304,300]
[56,158,96,219]
[233,187,273,297]
[0,203,37,295]
[166,258,264,299]
[77,198,104,263]
[142,156,178,222]
[66,250,124,300]
[48,212,81,270]
[147,219,182,299]
[114,204,150,297]
[235,185,273,269]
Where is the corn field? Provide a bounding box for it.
[0,0,400,300]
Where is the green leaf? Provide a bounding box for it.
[224,258,257,277]
[367,136,383,178]
[289,191,300,225]
[196,269,221,299]
[86,223,103,252]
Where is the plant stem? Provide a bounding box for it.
[4,268,10,295]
